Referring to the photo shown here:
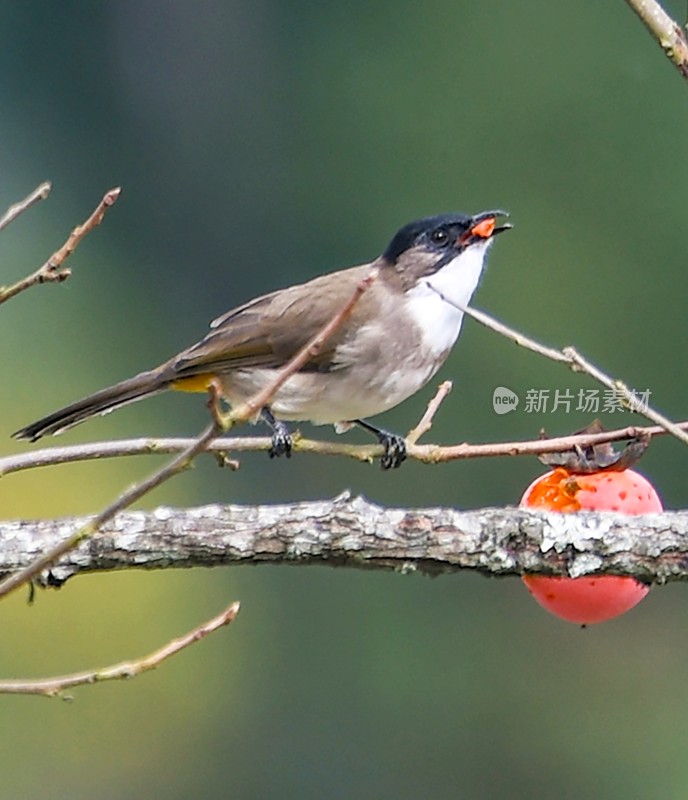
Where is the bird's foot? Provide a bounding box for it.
[269,423,293,459]
[377,431,407,470]
[262,407,292,460]
[354,419,407,470]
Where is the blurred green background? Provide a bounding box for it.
[1,2,687,798]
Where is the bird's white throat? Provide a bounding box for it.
[403,241,491,356]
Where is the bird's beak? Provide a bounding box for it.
[468,210,512,239]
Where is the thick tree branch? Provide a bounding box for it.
[3,494,687,587]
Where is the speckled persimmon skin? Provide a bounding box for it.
[521,468,662,624]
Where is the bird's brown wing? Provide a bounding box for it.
[167,264,376,380]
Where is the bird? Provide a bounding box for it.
[13,210,511,469]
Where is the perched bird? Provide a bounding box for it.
[14,211,511,468]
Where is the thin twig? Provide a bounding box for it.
[0,182,51,232]
[0,187,121,306]
[428,285,688,449]
[0,271,376,598]
[226,267,379,424]
[624,0,688,81]
[561,347,688,446]
[450,301,569,364]
[406,380,453,445]
[3,417,682,474]
[0,601,240,698]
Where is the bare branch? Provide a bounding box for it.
[1,496,687,587]
[0,601,240,698]
[2,418,685,477]
[624,0,688,81]
[0,182,51,232]
[0,186,121,307]
[225,267,378,424]
[406,380,453,446]
[561,346,688,446]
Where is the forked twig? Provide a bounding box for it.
[0,187,121,306]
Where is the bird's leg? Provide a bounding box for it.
[354,419,407,470]
[261,406,292,459]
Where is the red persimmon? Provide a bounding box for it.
[521,467,662,624]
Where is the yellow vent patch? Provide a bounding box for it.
[171,374,215,393]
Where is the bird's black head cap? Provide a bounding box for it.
[383,213,473,264]
[382,211,511,266]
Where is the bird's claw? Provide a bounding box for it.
[378,432,407,470]
[269,423,292,459]
[262,407,293,460]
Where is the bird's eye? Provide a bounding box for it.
[430,229,449,246]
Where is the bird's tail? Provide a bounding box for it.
[13,369,169,442]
